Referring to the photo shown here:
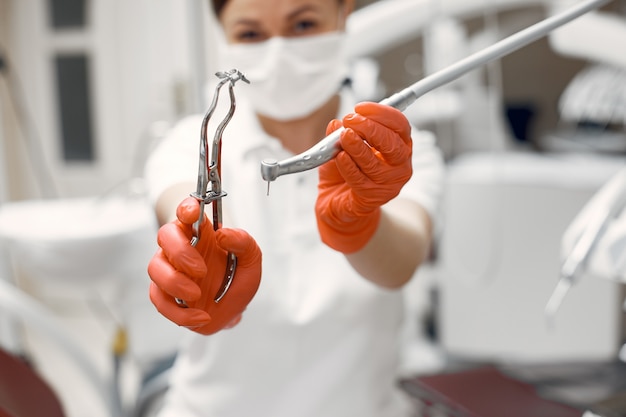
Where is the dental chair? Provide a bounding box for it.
[0,347,65,417]
[0,274,119,417]
[0,188,186,417]
[425,0,626,363]
[437,150,625,363]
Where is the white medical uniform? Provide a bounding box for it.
[144,88,444,417]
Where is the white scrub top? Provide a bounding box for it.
[144,89,444,417]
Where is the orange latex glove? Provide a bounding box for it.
[148,197,262,335]
[316,102,413,254]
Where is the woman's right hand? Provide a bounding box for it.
[148,197,262,335]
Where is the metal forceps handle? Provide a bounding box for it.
[177,69,249,307]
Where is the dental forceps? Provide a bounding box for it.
[177,69,249,307]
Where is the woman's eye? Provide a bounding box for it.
[293,19,318,34]
[233,30,265,43]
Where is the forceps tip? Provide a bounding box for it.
[217,69,250,85]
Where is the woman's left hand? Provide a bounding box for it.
[315,102,413,254]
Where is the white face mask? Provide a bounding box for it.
[217,32,349,121]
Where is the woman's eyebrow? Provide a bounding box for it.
[286,4,320,20]
[231,18,260,27]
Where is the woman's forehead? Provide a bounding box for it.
[220,0,339,22]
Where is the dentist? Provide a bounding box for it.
[144,0,444,415]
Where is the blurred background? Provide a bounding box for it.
[1,0,625,416]
[2,0,623,199]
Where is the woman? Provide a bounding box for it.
[144,0,444,415]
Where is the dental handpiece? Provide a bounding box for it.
[260,0,612,184]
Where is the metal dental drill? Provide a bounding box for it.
[260,0,612,187]
[176,69,249,307]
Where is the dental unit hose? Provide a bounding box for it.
[260,0,613,185]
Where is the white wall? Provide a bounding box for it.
[3,0,215,198]
[0,74,6,205]
[0,0,14,203]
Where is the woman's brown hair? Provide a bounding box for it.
[211,0,345,18]
[210,0,228,17]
